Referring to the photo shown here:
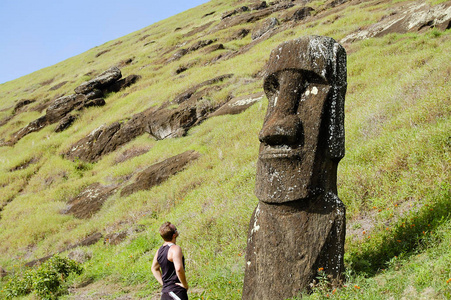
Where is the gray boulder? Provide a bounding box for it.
[74,67,122,95]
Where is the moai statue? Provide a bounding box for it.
[243,35,347,300]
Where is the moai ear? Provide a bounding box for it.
[327,42,347,160]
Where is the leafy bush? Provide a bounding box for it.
[3,255,83,299]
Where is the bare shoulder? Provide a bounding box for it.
[169,244,182,254]
[168,244,182,260]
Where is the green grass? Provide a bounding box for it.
[1,0,451,299]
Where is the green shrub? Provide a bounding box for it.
[3,255,83,299]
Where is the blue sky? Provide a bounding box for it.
[0,0,209,84]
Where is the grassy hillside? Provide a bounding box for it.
[0,0,450,299]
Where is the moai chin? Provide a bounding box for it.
[243,35,347,300]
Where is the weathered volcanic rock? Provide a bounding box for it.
[62,183,118,219]
[65,108,154,162]
[290,6,315,21]
[168,48,189,62]
[46,94,88,123]
[66,74,233,162]
[49,81,68,91]
[252,17,279,40]
[243,35,347,299]
[184,21,215,38]
[9,115,49,144]
[74,67,122,95]
[228,28,250,41]
[172,74,233,104]
[104,74,141,93]
[214,8,274,31]
[146,75,234,140]
[251,1,268,11]
[145,104,198,140]
[6,67,140,146]
[325,0,349,9]
[13,99,36,114]
[188,39,215,52]
[146,86,223,140]
[55,114,78,133]
[202,43,225,54]
[221,6,250,19]
[8,94,100,144]
[9,93,108,142]
[0,116,13,128]
[120,150,200,197]
[243,196,345,299]
[341,1,451,43]
[104,231,128,246]
[209,92,264,117]
[116,58,134,68]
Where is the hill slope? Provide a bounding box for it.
[0,0,450,299]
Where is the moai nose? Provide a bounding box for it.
[259,114,303,145]
[259,70,304,146]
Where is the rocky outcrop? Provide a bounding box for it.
[8,94,103,145]
[221,6,250,19]
[65,108,154,162]
[104,74,141,94]
[212,1,295,34]
[13,99,36,114]
[62,150,199,219]
[10,157,39,172]
[146,74,234,139]
[62,183,118,219]
[55,115,78,133]
[172,74,233,104]
[0,116,13,128]
[208,92,264,117]
[227,28,250,41]
[202,43,225,54]
[115,145,152,164]
[49,81,68,91]
[74,67,122,95]
[104,231,128,246]
[4,67,140,146]
[189,39,215,52]
[213,7,274,31]
[252,17,279,40]
[251,1,268,11]
[341,1,451,43]
[65,74,235,162]
[183,21,215,38]
[167,39,217,62]
[325,0,350,9]
[121,150,200,197]
[290,6,315,21]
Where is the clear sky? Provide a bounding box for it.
[0,0,209,84]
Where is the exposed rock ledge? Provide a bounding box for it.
[341,1,451,44]
[4,67,140,146]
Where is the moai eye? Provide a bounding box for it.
[264,74,280,99]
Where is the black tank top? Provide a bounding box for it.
[157,244,186,293]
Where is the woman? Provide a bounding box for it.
[152,222,189,300]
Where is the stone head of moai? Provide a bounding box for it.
[256,35,347,203]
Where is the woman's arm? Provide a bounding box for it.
[151,250,163,285]
[171,245,189,290]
